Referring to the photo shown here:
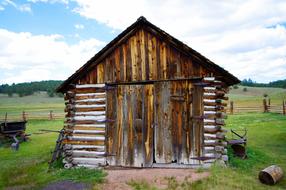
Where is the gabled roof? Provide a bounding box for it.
[57,16,240,92]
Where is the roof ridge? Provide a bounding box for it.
[57,16,240,92]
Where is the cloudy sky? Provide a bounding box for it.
[0,0,286,84]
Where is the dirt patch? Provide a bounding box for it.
[42,180,91,190]
[100,168,209,190]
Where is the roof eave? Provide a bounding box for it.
[57,16,240,92]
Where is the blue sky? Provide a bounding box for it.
[0,0,286,84]
[0,0,118,44]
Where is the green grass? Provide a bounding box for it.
[121,113,286,190]
[0,119,106,190]
[0,92,64,118]
[128,113,286,190]
[1,89,286,189]
[187,113,286,190]
[229,85,286,106]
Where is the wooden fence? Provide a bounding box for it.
[1,99,285,121]
[1,111,65,121]
[229,99,286,115]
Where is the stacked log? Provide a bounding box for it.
[202,77,228,165]
[62,84,106,168]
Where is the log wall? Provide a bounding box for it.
[202,77,228,166]
[62,84,107,168]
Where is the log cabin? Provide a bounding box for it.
[57,16,240,169]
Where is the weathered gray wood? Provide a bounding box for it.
[154,82,173,163]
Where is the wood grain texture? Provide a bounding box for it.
[62,27,232,168]
[76,29,208,85]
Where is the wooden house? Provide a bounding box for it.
[57,16,240,169]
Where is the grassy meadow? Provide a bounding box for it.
[0,87,286,190]
[229,85,286,107]
[0,92,64,120]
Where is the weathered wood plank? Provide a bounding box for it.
[192,85,203,164]
[127,86,134,166]
[97,64,104,83]
[143,84,154,166]
[62,140,105,145]
[122,86,129,166]
[154,82,172,163]
[106,86,114,161]
[151,35,157,80]
[140,30,146,81]
[131,36,137,81]
[115,48,121,82]
[126,39,132,81]
[136,31,142,81]
[115,86,123,165]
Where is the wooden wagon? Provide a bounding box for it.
[0,120,28,150]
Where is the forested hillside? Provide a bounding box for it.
[0,78,285,98]
[240,78,286,88]
[0,80,63,97]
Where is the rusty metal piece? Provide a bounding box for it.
[227,128,247,159]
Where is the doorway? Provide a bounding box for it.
[106,80,202,167]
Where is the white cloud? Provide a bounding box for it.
[17,4,31,12]
[0,6,4,11]
[27,0,68,4]
[0,29,105,84]
[2,0,32,13]
[71,0,286,82]
[74,24,84,30]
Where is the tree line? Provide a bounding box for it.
[0,78,285,98]
[0,80,63,97]
[240,78,286,88]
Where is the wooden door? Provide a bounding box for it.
[154,81,202,165]
[106,84,154,167]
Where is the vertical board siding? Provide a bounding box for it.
[143,85,154,166]
[154,81,200,165]
[106,84,155,167]
[192,85,203,164]
[71,28,210,168]
[78,29,209,85]
[106,87,116,165]
[154,82,173,163]
[74,81,203,167]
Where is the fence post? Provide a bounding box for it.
[22,111,27,121]
[283,100,286,115]
[49,110,53,120]
[263,99,268,113]
[230,101,234,115]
